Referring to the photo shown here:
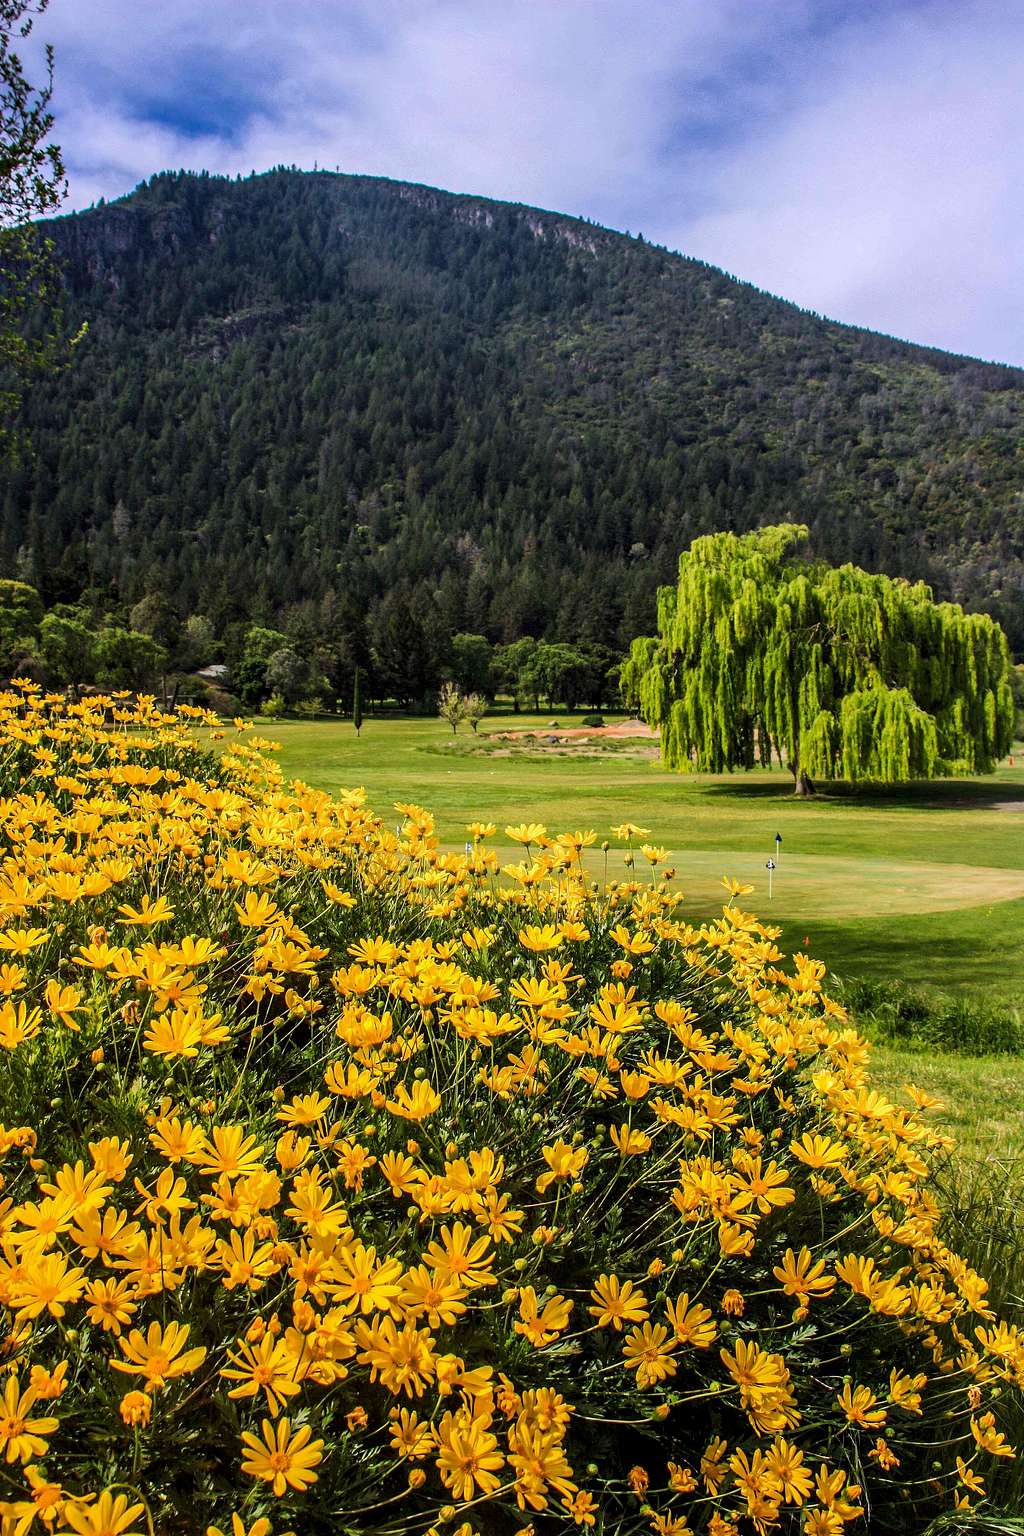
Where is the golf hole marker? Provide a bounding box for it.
[767,832,782,898]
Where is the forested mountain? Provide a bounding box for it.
[4,166,1024,679]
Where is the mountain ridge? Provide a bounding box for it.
[4,165,1023,658]
[58,167,1024,373]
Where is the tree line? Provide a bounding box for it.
[0,579,625,714]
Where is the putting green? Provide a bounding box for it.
[645,850,1024,920]
[476,846,1024,921]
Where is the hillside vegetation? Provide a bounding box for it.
[3,167,1024,663]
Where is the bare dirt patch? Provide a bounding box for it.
[493,719,658,744]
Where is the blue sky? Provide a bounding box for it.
[34,0,1024,364]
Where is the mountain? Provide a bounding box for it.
[4,166,1024,657]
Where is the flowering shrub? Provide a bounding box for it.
[0,683,1019,1535]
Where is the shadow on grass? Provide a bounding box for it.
[698,775,1024,809]
[802,903,1024,1002]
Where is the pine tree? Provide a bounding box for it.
[352,665,362,736]
[621,524,1015,795]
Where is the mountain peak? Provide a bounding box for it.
[5,164,1023,653]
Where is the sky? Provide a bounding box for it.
[30,0,1024,365]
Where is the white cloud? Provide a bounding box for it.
[669,1,1024,363]
[35,0,1024,363]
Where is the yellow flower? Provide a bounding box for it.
[328,1241,404,1316]
[12,1250,86,1318]
[721,1289,745,1318]
[62,1492,146,1536]
[773,1247,836,1306]
[149,1115,206,1163]
[505,821,547,846]
[0,927,48,955]
[665,1294,717,1349]
[623,1322,678,1388]
[536,1138,588,1193]
[588,1273,648,1331]
[277,1091,331,1126]
[0,1000,42,1049]
[399,1265,469,1329]
[607,1118,647,1155]
[89,1136,133,1181]
[207,1516,272,1536]
[838,1382,886,1428]
[720,1338,797,1433]
[869,1438,900,1471]
[354,1315,436,1398]
[956,1456,985,1493]
[117,894,175,926]
[119,1390,152,1428]
[28,1360,67,1399]
[422,1223,495,1290]
[385,1080,442,1121]
[790,1133,847,1169]
[221,1334,303,1416]
[765,1438,813,1505]
[235,891,282,926]
[390,1406,433,1459]
[240,1417,324,1496]
[43,979,85,1030]
[0,1463,67,1531]
[514,1286,573,1346]
[434,1407,505,1500]
[142,1010,205,1058]
[971,1411,1016,1458]
[519,923,563,952]
[0,1376,59,1463]
[888,1367,927,1414]
[609,924,656,955]
[110,1321,208,1390]
[700,1435,729,1493]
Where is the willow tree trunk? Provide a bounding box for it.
[790,754,815,797]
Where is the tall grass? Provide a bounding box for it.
[933,1154,1024,1513]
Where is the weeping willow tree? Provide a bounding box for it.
[621,524,1015,795]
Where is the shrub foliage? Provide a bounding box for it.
[0,685,1019,1534]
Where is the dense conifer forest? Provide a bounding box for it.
[2,166,1023,704]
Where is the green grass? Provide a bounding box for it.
[237,711,1024,1010]
[871,1045,1024,1161]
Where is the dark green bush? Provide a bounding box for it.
[580,713,605,727]
[836,976,1024,1055]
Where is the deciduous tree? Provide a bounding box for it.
[450,632,492,696]
[437,680,465,734]
[0,0,75,453]
[622,524,1015,794]
[463,692,487,733]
